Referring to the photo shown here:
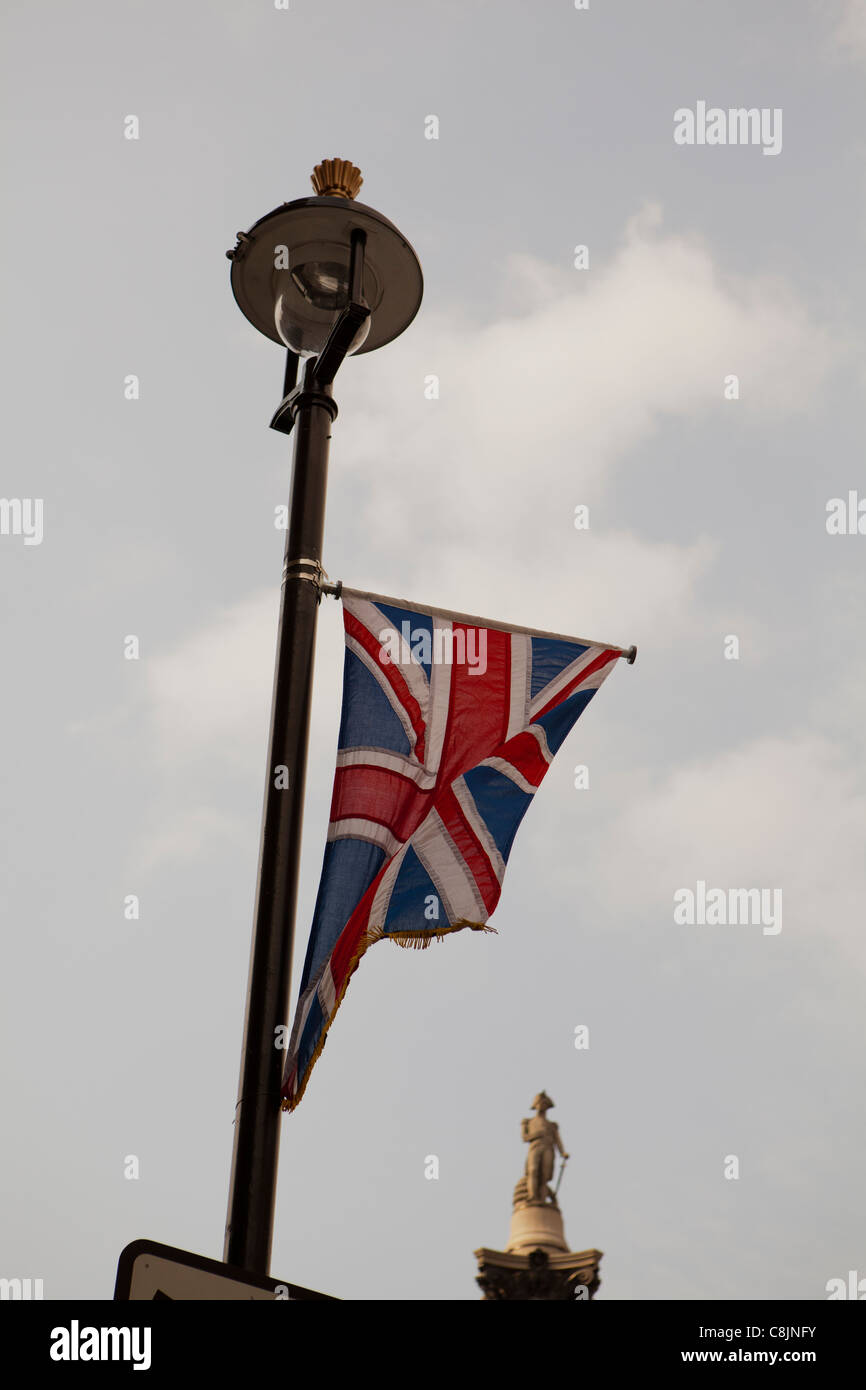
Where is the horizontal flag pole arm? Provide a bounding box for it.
[325,581,637,661]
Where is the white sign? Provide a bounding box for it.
[114,1239,334,1301]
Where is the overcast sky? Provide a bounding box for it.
[2,0,865,1301]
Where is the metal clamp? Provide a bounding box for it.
[282,557,325,589]
[281,558,342,603]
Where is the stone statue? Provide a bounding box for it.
[477,1091,603,1298]
[519,1092,569,1206]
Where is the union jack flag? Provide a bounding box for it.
[282,587,633,1111]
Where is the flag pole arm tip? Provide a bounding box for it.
[624,645,637,665]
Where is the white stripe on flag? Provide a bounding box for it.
[288,982,318,1057]
[317,962,337,1019]
[507,632,531,741]
[572,659,618,695]
[477,754,540,796]
[367,842,410,930]
[411,810,487,922]
[336,746,435,789]
[528,723,553,763]
[528,643,605,718]
[327,817,404,858]
[424,617,453,775]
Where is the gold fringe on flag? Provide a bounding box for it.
[281,918,497,1111]
[384,921,498,950]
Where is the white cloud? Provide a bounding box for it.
[830,0,866,62]
[344,201,836,483]
[331,203,836,625]
[146,590,278,770]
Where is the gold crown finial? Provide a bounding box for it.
[310,158,363,200]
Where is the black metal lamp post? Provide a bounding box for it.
[223,159,423,1274]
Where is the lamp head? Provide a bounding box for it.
[228,159,423,358]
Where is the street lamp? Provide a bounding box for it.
[223,159,423,1276]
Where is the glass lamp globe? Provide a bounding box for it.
[273,241,381,357]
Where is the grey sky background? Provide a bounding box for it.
[2,0,865,1300]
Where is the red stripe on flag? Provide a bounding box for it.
[330,874,385,986]
[534,648,620,720]
[498,729,552,788]
[331,765,431,842]
[435,784,502,916]
[435,626,512,790]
